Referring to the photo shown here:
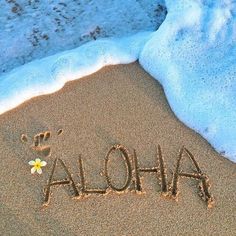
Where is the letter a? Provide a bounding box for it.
[171,147,214,208]
[43,158,79,206]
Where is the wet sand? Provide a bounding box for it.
[0,63,235,235]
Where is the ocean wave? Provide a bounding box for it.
[0,0,166,74]
[0,0,236,163]
[0,32,153,115]
[140,0,236,162]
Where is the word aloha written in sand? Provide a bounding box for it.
[42,144,215,209]
[20,133,214,208]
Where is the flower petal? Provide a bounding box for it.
[28,160,35,165]
[35,158,41,164]
[37,168,42,174]
[41,161,47,167]
[31,167,36,174]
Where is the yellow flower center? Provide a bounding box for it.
[34,163,41,170]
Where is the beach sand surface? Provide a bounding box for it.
[0,63,235,235]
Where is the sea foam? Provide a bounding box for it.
[140,0,236,162]
[0,32,153,115]
[0,0,166,74]
[0,0,236,163]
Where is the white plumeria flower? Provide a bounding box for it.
[28,158,47,174]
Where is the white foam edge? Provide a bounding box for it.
[0,31,153,115]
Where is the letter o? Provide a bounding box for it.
[104,145,132,191]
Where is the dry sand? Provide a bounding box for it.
[0,63,235,235]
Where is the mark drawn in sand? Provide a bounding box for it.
[43,157,80,207]
[21,128,63,158]
[40,144,214,209]
[170,147,215,208]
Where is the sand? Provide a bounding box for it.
[0,62,235,235]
